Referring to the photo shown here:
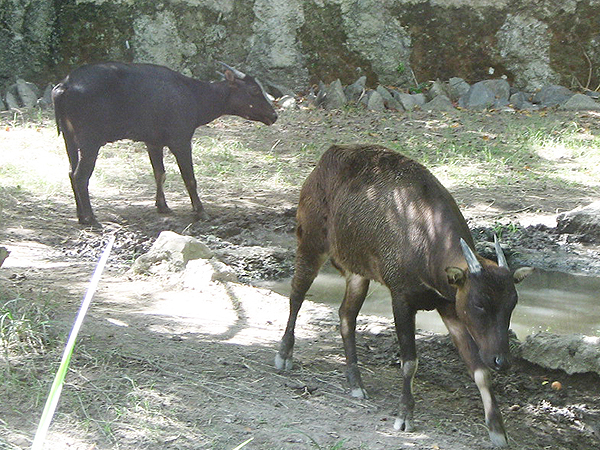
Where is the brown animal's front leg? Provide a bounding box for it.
[391,292,417,432]
[339,273,370,398]
[146,144,170,214]
[169,142,208,221]
[437,304,508,447]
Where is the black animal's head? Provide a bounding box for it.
[222,66,277,126]
[446,237,533,371]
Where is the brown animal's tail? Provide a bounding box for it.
[51,83,66,136]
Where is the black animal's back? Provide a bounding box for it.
[53,62,206,147]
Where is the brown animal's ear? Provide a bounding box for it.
[513,267,534,284]
[224,69,236,84]
[446,267,466,287]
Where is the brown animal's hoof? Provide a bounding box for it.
[489,430,508,447]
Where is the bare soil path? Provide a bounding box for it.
[1,107,599,449]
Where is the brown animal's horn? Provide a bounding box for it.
[494,234,509,268]
[460,238,482,274]
[217,61,246,79]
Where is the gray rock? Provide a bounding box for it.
[411,93,427,106]
[428,79,450,99]
[392,91,417,111]
[423,94,455,111]
[376,85,402,110]
[16,79,39,108]
[520,332,600,376]
[315,81,327,107]
[510,91,535,110]
[278,95,297,110]
[558,93,600,111]
[184,258,238,288]
[556,201,600,241]
[366,90,385,111]
[345,76,367,103]
[40,84,54,108]
[532,85,574,107]
[0,247,9,268]
[5,90,19,109]
[448,77,470,102]
[459,79,510,110]
[323,79,347,110]
[495,15,558,91]
[0,95,5,111]
[131,230,213,274]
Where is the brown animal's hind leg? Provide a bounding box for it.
[390,291,418,432]
[275,219,328,371]
[339,273,370,398]
[437,303,508,447]
[146,144,170,214]
[168,142,208,221]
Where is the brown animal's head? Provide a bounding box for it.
[446,237,533,371]
[220,63,277,126]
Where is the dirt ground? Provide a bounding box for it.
[1,106,600,450]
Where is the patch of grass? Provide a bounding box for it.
[0,294,54,363]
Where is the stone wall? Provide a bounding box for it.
[2,0,600,94]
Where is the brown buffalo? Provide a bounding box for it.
[276,144,533,447]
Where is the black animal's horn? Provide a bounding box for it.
[494,234,509,268]
[460,238,483,274]
[217,61,246,79]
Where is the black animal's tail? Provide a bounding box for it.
[51,83,66,136]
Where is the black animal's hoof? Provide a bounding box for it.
[79,217,102,230]
[195,210,210,221]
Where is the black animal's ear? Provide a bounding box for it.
[446,267,466,287]
[513,267,534,284]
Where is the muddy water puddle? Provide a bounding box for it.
[260,267,600,339]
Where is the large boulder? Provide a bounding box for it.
[131,231,213,274]
[520,332,600,376]
[556,202,600,242]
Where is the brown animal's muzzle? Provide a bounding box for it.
[481,351,511,372]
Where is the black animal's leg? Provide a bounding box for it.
[146,144,170,214]
[72,143,101,228]
[437,303,508,447]
[168,142,208,220]
[339,273,370,398]
[63,131,82,220]
[391,291,418,432]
